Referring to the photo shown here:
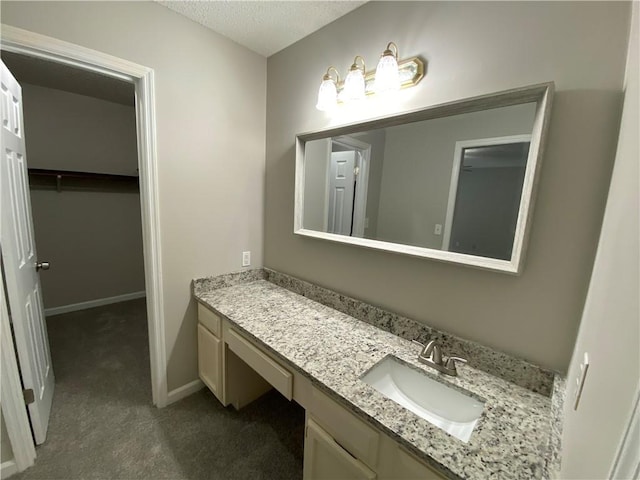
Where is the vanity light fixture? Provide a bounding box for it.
[316,66,340,112]
[315,41,425,111]
[342,55,366,102]
[374,42,400,94]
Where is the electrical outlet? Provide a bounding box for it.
[242,251,251,267]
[573,352,589,410]
[434,224,443,235]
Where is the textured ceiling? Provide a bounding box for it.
[1,51,135,106]
[156,1,367,57]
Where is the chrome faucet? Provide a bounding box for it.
[413,340,467,376]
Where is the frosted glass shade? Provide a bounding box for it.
[316,78,338,111]
[375,54,400,94]
[342,68,366,102]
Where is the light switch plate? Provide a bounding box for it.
[242,251,250,267]
[574,352,589,410]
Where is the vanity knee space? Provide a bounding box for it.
[197,302,282,410]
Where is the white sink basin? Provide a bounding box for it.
[361,356,484,442]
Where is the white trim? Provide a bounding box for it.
[294,227,518,272]
[166,379,205,405]
[44,291,147,317]
[0,267,36,473]
[0,25,168,412]
[442,134,532,252]
[1,460,19,479]
[610,388,640,480]
[322,138,331,232]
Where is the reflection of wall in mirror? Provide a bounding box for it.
[303,138,331,231]
[375,103,536,250]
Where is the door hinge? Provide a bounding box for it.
[354,166,360,177]
[23,388,35,405]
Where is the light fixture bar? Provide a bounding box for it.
[334,56,425,100]
[316,42,426,111]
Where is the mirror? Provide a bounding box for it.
[295,83,554,274]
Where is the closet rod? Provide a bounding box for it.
[28,168,139,193]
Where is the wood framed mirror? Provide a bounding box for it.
[294,83,554,274]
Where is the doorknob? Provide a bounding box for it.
[36,262,50,272]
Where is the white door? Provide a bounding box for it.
[327,150,357,235]
[1,61,54,444]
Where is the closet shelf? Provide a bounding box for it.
[28,169,139,193]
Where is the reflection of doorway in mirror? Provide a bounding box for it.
[442,135,531,260]
[326,137,371,237]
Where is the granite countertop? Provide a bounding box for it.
[194,278,554,480]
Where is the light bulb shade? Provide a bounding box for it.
[316,78,338,111]
[342,68,366,102]
[375,54,400,94]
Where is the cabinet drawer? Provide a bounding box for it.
[226,328,293,400]
[198,302,221,337]
[309,387,379,468]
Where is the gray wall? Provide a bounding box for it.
[2,1,267,391]
[265,1,630,372]
[22,84,145,309]
[22,84,138,175]
[376,103,534,249]
[560,4,639,477]
[30,189,145,309]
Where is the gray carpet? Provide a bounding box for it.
[13,298,305,480]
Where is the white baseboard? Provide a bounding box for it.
[166,379,205,406]
[1,460,18,479]
[44,291,146,317]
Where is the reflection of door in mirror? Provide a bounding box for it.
[327,150,357,235]
[443,136,530,260]
[326,137,371,237]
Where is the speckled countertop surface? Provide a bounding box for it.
[195,279,554,480]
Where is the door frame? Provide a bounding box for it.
[610,387,640,479]
[441,134,532,251]
[0,23,168,467]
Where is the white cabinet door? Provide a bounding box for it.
[391,447,447,480]
[197,323,222,402]
[304,418,376,480]
[1,61,54,445]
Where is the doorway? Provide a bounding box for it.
[0,25,165,474]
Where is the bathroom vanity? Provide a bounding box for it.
[197,300,445,479]
[193,270,560,480]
